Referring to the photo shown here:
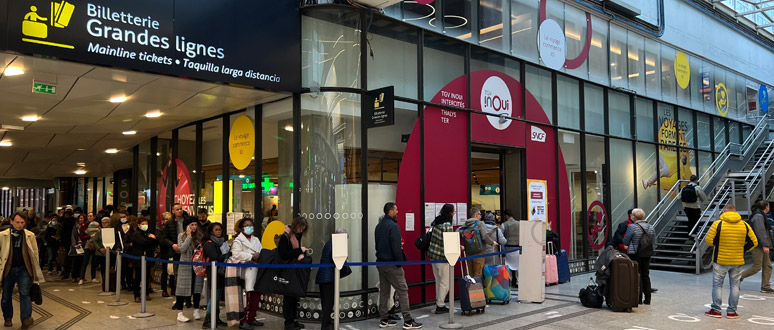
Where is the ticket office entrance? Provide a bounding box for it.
[470,145,524,222]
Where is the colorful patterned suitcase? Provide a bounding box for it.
[483,264,511,304]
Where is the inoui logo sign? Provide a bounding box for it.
[531,126,546,142]
[481,76,512,130]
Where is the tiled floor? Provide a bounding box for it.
[4,267,773,330]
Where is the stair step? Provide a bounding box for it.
[651,255,696,261]
[657,242,693,247]
[654,249,692,254]
[650,263,697,270]
[659,236,692,241]
[664,230,689,235]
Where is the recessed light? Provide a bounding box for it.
[76,148,86,151]
[77,162,86,167]
[145,110,162,118]
[1,125,24,131]
[0,141,12,147]
[22,115,39,122]
[1,187,8,191]
[122,130,136,135]
[105,148,118,154]
[4,67,24,76]
[109,95,127,103]
[75,169,86,175]
[284,125,293,132]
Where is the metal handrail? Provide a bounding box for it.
[646,114,769,229]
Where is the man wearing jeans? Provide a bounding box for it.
[704,204,758,319]
[375,203,422,329]
[0,212,45,329]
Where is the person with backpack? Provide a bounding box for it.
[427,204,455,314]
[174,217,205,323]
[681,175,707,236]
[740,200,773,293]
[704,204,758,319]
[459,207,496,278]
[622,208,655,305]
[483,213,507,265]
[375,203,422,329]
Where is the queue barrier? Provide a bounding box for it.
[112,247,521,329]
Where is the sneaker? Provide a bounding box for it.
[91,279,100,283]
[249,320,264,326]
[704,309,722,318]
[388,314,401,321]
[193,309,203,320]
[239,323,254,330]
[78,279,84,285]
[727,312,740,319]
[162,291,170,298]
[177,312,190,323]
[379,319,398,328]
[434,306,449,314]
[403,320,422,329]
[761,288,774,293]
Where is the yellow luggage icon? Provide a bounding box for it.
[22,20,47,39]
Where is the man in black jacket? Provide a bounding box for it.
[374,203,422,329]
[59,210,75,280]
[158,203,184,297]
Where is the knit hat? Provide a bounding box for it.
[88,221,100,229]
[183,216,197,229]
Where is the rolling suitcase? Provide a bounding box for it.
[606,255,639,312]
[557,249,571,284]
[459,250,486,315]
[483,246,511,304]
[545,242,559,286]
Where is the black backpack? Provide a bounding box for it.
[681,184,698,203]
[635,223,653,257]
[414,226,433,252]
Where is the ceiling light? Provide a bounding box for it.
[105,148,118,154]
[75,169,86,175]
[122,130,136,135]
[145,110,162,118]
[109,95,127,103]
[0,141,12,147]
[77,162,86,166]
[22,115,39,122]
[284,125,293,132]
[1,125,24,131]
[1,187,8,191]
[4,67,24,76]
[76,148,86,151]
[238,175,245,178]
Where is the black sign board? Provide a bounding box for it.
[366,86,395,128]
[2,0,300,92]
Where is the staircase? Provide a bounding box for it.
[645,114,773,274]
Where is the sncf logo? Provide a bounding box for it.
[480,76,512,130]
[531,126,546,143]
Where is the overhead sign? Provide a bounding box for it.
[674,51,690,90]
[228,115,255,170]
[3,0,300,92]
[760,85,769,113]
[366,86,395,128]
[716,82,728,117]
[527,179,547,222]
[32,81,57,95]
[479,185,500,196]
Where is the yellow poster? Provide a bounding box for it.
[642,118,692,192]
[716,83,729,117]
[228,115,255,170]
[674,51,690,90]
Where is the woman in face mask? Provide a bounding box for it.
[174,218,204,322]
[130,219,158,302]
[44,215,60,275]
[69,214,87,283]
[201,222,231,328]
[229,218,263,329]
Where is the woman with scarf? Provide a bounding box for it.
[130,218,158,302]
[229,218,263,330]
[201,222,231,328]
[278,216,308,330]
[68,213,87,283]
[174,217,204,322]
[78,214,102,285]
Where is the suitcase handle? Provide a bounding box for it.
[547,242,555,255]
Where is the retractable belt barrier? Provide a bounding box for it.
[117,247,521,268]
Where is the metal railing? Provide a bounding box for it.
[646,114,769,230]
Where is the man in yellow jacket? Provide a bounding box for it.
[704,204,758,319]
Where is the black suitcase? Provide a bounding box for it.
[459,250,486,315]
[605,256,639,312]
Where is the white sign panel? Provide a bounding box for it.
[537,19,566,71]
[101,228,115,249]
[405,213,415,232]
[527,180,548,222]
[424,203,436,227]
[443,232,461,266]
[456,203,467,226]
[331,233,348,270]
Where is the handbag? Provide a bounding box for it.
[30,283,42,305]
[69,245,84,256]
[578,278,604,308]
[414,226,433,252]
[340,265,352,279]
[254,249,312,297]
[167,260,175,275]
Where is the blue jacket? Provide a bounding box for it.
[316,240,334,284]
[375,216,403,262]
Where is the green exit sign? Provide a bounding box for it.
[32,81,57,95]
[242,182,256,190]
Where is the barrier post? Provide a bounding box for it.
[210,261,217,330]
[440,232,462,329]
[331,233,348,330]
[132,256,154,318]
[108,252,127,306]
[98,251,112,296]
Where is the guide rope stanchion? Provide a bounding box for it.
[97,250,112,296]
[210,261,216,330]
[440,232,463,329]
[132,255,154,318]
[108,252,127,306]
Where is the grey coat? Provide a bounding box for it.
[501,218,520,246]
[749,211,772,248]
[622,221,655,255]
[175,233,204,297]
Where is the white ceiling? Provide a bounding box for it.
[0,52,287,180]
